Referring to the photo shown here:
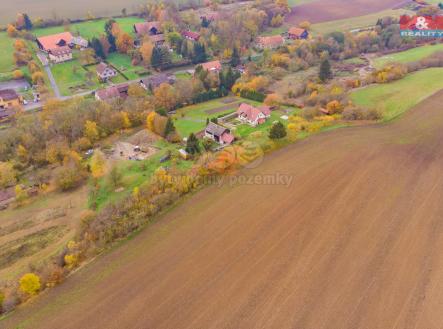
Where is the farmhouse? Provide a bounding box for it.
[288,27,309,40]
[96,63,117,81]
[48,46,73,63]
[256,35,285,49]
[204,122,235,145]
[237,103,271,126]
[140,73,176,91]
[134,21,162,36]
[37,32,73,52]
[149,34,166,46]
[0,89,21,109]
[95,84,129,102]
[181,30,200,42]
[198,60,222,73]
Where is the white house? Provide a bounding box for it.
[237,103,271,126]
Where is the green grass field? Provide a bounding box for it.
[373,44,443,68]
[93,141,193,210]
[351,68,443,121]
[33,17,143,40]
[106,53,147,80]
[172,97,262,137]
[0,33,16,73]
[311,9,413,34]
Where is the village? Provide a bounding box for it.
[1,0,443,321]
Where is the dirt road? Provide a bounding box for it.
[286,0,409,24]
[4,90,443,329]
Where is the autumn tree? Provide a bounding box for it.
[0,161,16,187]
[84,120,99,142]
[116,32,133,54]
[139,39,154,64]
[19,273,41,296]
[90,150,106,178]
[154,83,177,111]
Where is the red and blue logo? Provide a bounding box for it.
[400,15,443,37]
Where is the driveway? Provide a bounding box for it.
[44,65,61,98]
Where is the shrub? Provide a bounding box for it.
[19,273,41,296]
[269,122,287,139]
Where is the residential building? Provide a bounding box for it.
[96,63,117,81]
[37,32,73,52]
[0,89,21,109]
[204,122,234,145]
[198,60,222,73]
[140,73,176,91]
[48,46,73,63]
[237,103,271,126]
[134,21,161,36]
[288,27,309,40]
[149,34,166,47]
[256,35,285,49]
[70,36,89,48]
[181,30,200,42]
[95,84,129,102]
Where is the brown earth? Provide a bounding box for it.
[286,0,410,25]
[4,90,443,329]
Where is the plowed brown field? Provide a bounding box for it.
[4,90,443,329]
[286,0,409,24]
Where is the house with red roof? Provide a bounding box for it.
[36,32,74,63]
[204,122,235,145]
[198,60,222,73]
[95,84,129,102]
[181,30,200,42]
[134,21,161,36]
[288,27,309,40]
[237,103,271,126]
[256,35,285,49]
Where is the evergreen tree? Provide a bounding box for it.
[104,19,117,52]
[90,37,106,59]
[201,17,210,28]
[185,133,200,154]
[319,59,332,82]
[230,47,240,67]
[151,47,163,68]
[23,14,33,30]
[269,122,287,140]
[192,43,207,64]
[164,118,176,136]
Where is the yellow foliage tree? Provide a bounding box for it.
[146,111,157,132]
[0,161,16,187]
[90,150,106,178]
[84,120,99,142]
[19,273,41,295]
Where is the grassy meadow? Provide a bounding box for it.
[351,68,443,121]
[311,9,413,34]
[373,44,443,68]
[33,17,143,39]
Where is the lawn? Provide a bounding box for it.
[350,68,443,121]
[51,56,103,96]
[172,97,261,137]
[33,17,144,40]
[0,32,16,73]
[311,9,413,35]
[373,43,443,68]
[106,53,148,80]
[93,142,194,210]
